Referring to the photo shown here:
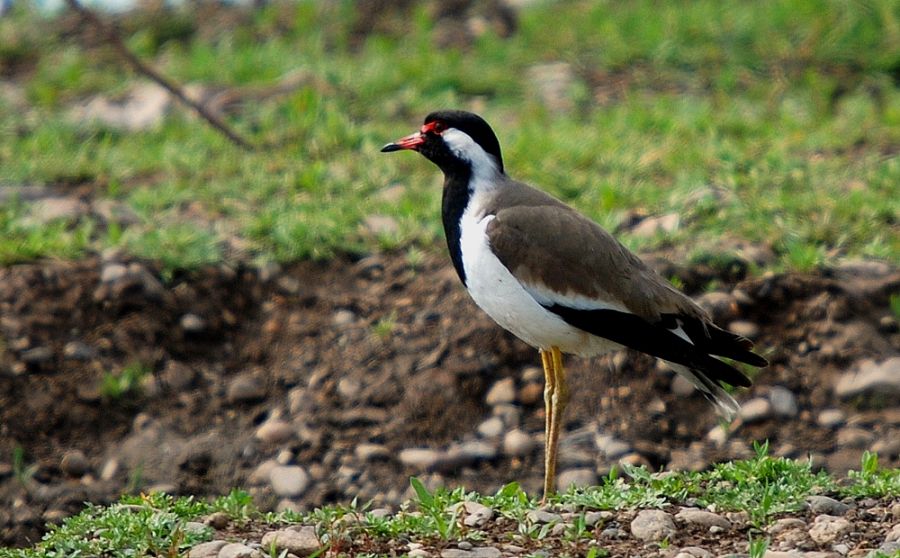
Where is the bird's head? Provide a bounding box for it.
[381,110,504,176]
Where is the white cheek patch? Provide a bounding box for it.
[442,128,500,180]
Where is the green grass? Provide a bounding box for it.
[2,449,898,557]
[0,0,897,274]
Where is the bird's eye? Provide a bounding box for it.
[431,121,445,133]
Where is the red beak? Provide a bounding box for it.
[381,131,425,152]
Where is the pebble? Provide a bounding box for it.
[461,501,494,527]
[668,447,708,472]
[807,496,850,516]
[249,459,278,485]
[695,291,737,320]
[728,320,760,339]
[408,549,430,558]
[476,417,505,438]
[769,386,799,418]
[818,409,846,428]
[227,375,266,403]
[188,540,227,558]
[332,309,356,327]
[518,382,543,405]
[594,434,631,459]
[100,458,119,481]
[269,465,309,498]
[217,542,263,558]
[21,346,53,364]
[399,448,442,470]
[441,548,501,558]
[100,263,128,283]
[836,427,875,449]
[180,313,205,333]
[673,547,713,558]
[60,449,89,477]
[834,358,900,398]
[63,341,97,360]
[557,468,597,490]
[485,378,516,405]
[255,419,294,444]
[354,443,391,462]
[204,511,229,529]
[808,514,852,544]
[767,517,806,536]
[260,526,320,557]
[739,397,774,422]
[630,509,677,542]
[674,508,732,530]
[502,430,535,457]
[672,374,697,397]
[885,522,900,542]
[527,510,562,524]
[632,213,680,238]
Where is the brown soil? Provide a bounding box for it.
[1,252,899,548]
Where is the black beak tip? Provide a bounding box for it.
[381,143,402,153]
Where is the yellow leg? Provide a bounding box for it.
[540,346,568,504]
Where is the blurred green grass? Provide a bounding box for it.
[0,0,897,273]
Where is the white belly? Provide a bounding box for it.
[459,212,621,357]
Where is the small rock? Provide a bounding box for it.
[632,213,680,238]
[668,447,708,473]
[594,434,631,459]
[204,511,229,529]
[837,427,875,449]
[673,547,713,558]
[695,291,737,320]
[768,517,808,536]
[808,514,852,544]
[227,375,266,403]
[807,496,850,516]
[739,397,773,422]
[188,540,227,558]
[817,409,846,428]
[769,386,799,418]
[101,263,128,283]
[706,424,730,447]
[630,509,677,542]
[672,374,697,397]
[834,358,900,398]
[557,468,597,490]
[518,382,543,405]
[477,417,505,438]
[217,542,263,558]
[60,450,89,477]
[269,465,309,498]
[727,321,760,340]
[441,548,501,558]
[455,440,497,461]
[355,443,391,462]
[364,214,400,236]
[63,341,97,360]
[332,309,356,327]
[260,526,320,557]
[249,459,278,485]
[674,509,731,530]
[20,346,53,364]
[485,378,516,405]
[584,511,608,527]
[180,313,205,333]
[100,458,119,481]
[527,510,562,524]
[399,448,442,470]
[502,430,535,457]
[884,522,900,542]
[28,196,87,224]
[462,501,494,527]
[408,549,430,558]
[255,420,294,444]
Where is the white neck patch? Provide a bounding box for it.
[442,128,501,184]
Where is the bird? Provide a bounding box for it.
[381,110,767,502]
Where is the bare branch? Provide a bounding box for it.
[63,0,255,150]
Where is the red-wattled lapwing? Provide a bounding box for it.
[381,110,767,502]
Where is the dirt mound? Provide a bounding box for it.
[1,253,898,547]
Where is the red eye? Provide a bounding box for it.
[423,121,446,134]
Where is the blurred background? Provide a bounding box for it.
[0,0,898,548]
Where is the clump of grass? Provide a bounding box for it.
[2,449,898,558]
[100,361,151,401]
